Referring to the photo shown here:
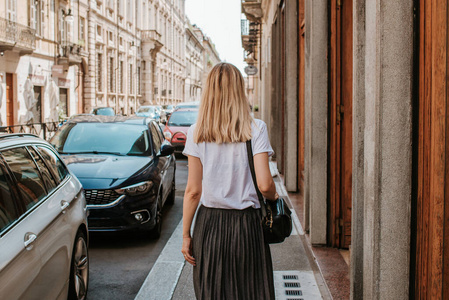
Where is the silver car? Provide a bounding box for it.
[0,134,89,300]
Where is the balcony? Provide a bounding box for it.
[241,1,263,22]
[241,19,259,55]
[58,42,83,66]
[141,30,163,59]
[0,17,36,55]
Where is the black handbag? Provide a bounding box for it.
[246,141,292,244]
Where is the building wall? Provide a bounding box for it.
[245,0,415,298]
[0,0,84,126]
[185,20,204,102]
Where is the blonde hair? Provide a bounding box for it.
[194,63,252,144]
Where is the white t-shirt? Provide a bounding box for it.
[182,119,274,210]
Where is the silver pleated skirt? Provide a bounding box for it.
[192,205,275,300]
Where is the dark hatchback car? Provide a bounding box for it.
[50,115,176,238]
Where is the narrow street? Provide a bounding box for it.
[86,157,187,300]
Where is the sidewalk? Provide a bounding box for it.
[135,162,331,300]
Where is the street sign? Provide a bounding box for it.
[244,65,258,76]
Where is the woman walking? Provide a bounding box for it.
[181,62,278,300]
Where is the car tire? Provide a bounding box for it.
[68,230,89,300]
[166,175,176,206]
[149,194,162,239]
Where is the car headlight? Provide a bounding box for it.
[164,131,172,140]
[115,181,154,196]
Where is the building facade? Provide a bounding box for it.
[192,25,220,87]
[184,19,203,102]
[0,0,84,127]
[242,0,449,299]
[0,0,191,128]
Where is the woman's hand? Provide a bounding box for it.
[181,236,196,266]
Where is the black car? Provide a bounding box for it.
[50,115,176,238]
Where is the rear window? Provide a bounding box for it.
[0,165,18,233]
[36,146,69,184]
[2,147,47,210]
[51,122,151,156]
[167,111,198,127]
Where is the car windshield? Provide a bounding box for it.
[167,111,198,126]
[51,123,151,156]
[95,107,115,116]
[137,107,154,113]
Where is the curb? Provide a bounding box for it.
[134,220,185,300]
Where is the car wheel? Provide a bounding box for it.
[149,194,162,239]
[68,230,89,300]
[166,175,176,206]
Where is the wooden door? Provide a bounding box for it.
[329,0,353,249]
[280,2,286,175]
[6,73,13,126]
[298,0,305,186]
[413,0,449,298]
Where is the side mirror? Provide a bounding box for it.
[157,143,174,157]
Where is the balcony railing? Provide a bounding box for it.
[141,30,161,43]
[0,17,36,54]
[0,122,60,141]
[59,42,83,65]
[241,19,249,36]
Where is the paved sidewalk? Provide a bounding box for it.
[135,162,330,300]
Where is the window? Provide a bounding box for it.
[119,60,123,93]
[127,0,132,23]
[0,165,18,233]
[2,147,47,210]
[150,124,162,154]
[36,146,69,184]
[28,147,57,193]
[137,66,141,95]
[108,57,115,92]
[7,0,16,22]
[96,25,102,37]
[79,17,86,44]
[97,53,103,92]
[129,64,133,94]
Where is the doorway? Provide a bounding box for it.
[59,88,68,118]
[328,0,353,249]
[32,86,42,123]
[6,73,14,126]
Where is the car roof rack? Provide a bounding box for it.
[0,133,40,140]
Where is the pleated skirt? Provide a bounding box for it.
[192,205,275,300]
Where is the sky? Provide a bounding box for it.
[185,0,245,73]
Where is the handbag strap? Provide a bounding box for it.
[246,140,267,217]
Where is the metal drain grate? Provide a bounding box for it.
[285,282,301,288]
[274,271,321,300]
[286,290,303,296]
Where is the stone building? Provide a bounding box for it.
[243,0,449,299]
[184,19,203,103]
[0,0,187,126]
[0,0,84,126]
[87,0,186,114]
[192,25,220,87]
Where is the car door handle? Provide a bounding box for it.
[24,233,37,250]
[61,200,70,213]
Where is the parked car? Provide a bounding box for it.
[0,133,89,300]
[163,105,175,119]
[91,107,115,116]
[174,101,200,111]
[163,108,198,152]
[135,106,161,122]
[50,115,176,238]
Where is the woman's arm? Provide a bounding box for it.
[254,152,278,201]
[181,155,203,266]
